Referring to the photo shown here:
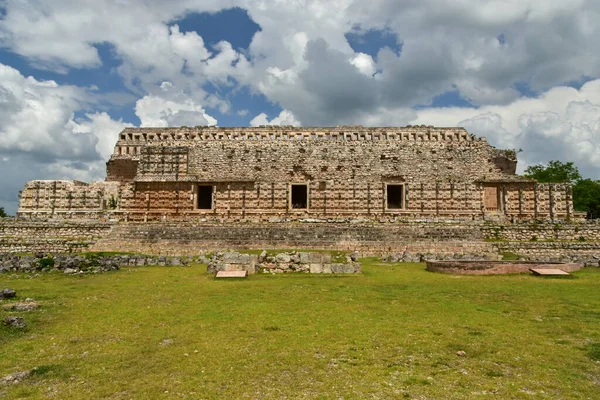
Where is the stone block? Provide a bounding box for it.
[275,253,291,263]
[216,271,248,278]
[309,263,323,274]
[223,252,252,264]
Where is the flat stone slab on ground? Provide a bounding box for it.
[530,268,571,276]
[215,271,248,278]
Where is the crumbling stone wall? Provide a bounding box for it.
[205,251,361,274]
[18,180,121,219]
[106,159,138,182]
[0,253,189,274]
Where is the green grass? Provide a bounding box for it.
[501,252,521,260]
[1,260,600,399]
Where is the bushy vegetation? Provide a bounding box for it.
[524,160,600,218]
[1,261,599,399]
[0,207,7,218]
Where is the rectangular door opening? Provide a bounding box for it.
[197,185,213,209]
[387,184,404,209]
[291,184,308,209]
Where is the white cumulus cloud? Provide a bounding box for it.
[250,109,301,127]
[0,63,132,214]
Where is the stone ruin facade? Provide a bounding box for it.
[17,125,577,222]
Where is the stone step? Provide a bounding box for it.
[215,271,248,278]
[530,268,571,276]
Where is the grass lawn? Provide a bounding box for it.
[1,260,600,399]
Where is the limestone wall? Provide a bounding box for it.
[18,180,122,219]
[116,181,572,221]
[482,221,600,241]
[113,125,514,183]
[495,242,600,265]
[2,218,600,265]
[0,220,114,253]
[17,126,577,222]
[89,221,499,257]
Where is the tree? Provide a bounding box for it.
[0,207,7,218]
[524,160,582,184]
[524,160,600,219]
[572,179,600,219]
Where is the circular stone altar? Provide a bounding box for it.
[425,260,582,275]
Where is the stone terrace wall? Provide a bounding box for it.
[90,221,498,257]
[482,221,600,241]
[481,222,600,266]
[0,219,114,253]
[495,242,600,265]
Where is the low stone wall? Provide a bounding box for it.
[206,251,361,274]
[3,218,600,266]
[383,249,499,263]
[426,260,582,275]
[0,238,98,254]
[0,219,114,238]
[482,221,600,242]
[0,253,189,274]
[0,219,114,253]
[496,242,600,266]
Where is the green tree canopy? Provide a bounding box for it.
[572,179,600,219]
[524,160,582,183]
[0,207,7,218]
[524,160,600,218]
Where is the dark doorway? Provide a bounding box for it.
[387,184,404,209]
[197,185,213,209]
[291,184,308,209]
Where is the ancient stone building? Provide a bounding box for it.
[17,125,575,222]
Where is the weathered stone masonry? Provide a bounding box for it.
[17,126,576,222]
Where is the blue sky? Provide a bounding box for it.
[1,1,600,214]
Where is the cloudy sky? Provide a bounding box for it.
[1,0,599,214]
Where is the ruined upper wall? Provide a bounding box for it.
[110,126,481,158]
[107,126,517,184]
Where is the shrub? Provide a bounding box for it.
[39,257,55,268]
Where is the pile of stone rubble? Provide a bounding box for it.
[206,251,361,274]
[0,253,190,274]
